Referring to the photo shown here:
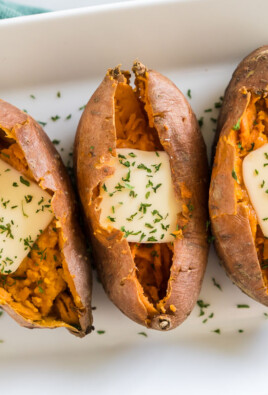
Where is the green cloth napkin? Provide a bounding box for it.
[0,0,48,19]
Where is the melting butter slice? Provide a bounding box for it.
[0,159,54,274]
[99,148,181,243]
[243,143,268,237]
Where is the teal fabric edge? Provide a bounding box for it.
[0,0,49,19]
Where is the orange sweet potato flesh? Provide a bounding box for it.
[0,101,92,336]
[75,62,209,330]
[209,45,268,305]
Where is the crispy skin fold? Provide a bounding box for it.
[74,63,209,330]
[0,100,92,336]
[210,46,268,305]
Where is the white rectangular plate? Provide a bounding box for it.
[1,1,268,394]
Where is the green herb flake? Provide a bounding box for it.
[197,300,210,309]
[66,114,72,120]
[52,139,60,145]
[237,304,250,308]
[212,277,222,291]
[198,117,204,128]
[187,89,192,99]
[51,115,60,122]
[212,329,221,334]
[232,119,241,131]
[20,176,30,187]
[138,332,148,337]
[38,121,47,127]
[238,329,244,333]
[232,169,238,181]
[97,330,105,335]
[30,94,36,99]
[237,141,243,150]
[25,195,33,203]
[248,143,255,152]
[255,169,259,175]
[57,91,61,98]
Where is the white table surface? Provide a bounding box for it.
[11,0,132,11]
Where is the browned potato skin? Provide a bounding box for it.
[74,63,209,330]
[209,46,268,305]
[0,100,93,336]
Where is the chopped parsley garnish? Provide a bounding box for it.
[38,121,47,127]
[122,170,131,182]
[212,277,222,290]
[119,160,131,168]
[139,203,152,214]
[237,304,250,308]
[232,119,241,131]
[138,332,148,337]
[152,183,162,193]
[20,176,30,187]
[187,89,192,99]
[198,117,204,128]
[248,143,255,152]
[137,163,152,173]
[51,115,60,122]
[232,169,238,181]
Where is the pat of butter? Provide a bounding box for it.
[99,149,181,243]
[0,159,54,274]
[243,143,268,237]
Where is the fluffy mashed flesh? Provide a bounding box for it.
[0,141,81,328]
[100,72,184,315]
[228,92,268,281]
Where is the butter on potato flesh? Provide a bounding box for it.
[243,143,268,237]
[0,158,54,274]
[99,148,181,243]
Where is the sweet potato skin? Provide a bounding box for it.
[74,65,209,330]
[0,100,92,336]
[209,46,268,305]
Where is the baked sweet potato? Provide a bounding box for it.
[74,62,209,330]
[0,100,92,336]
[210,45,268,305]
